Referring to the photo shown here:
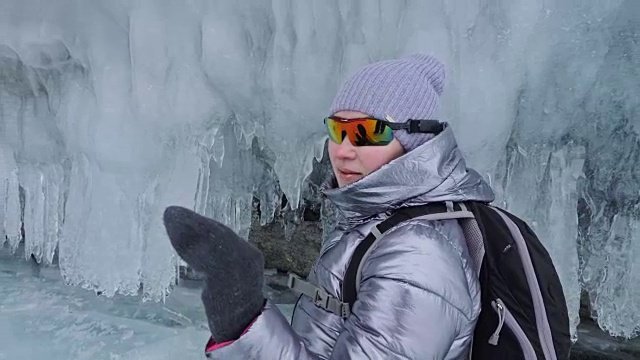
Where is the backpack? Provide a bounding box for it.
[288,201,571,360]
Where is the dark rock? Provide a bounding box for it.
[570,318,640,359]
[249,216,322,277]
[248,147,331,277]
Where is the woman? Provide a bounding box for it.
[164,53,495,359]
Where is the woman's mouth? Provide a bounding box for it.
[337,169,362,181]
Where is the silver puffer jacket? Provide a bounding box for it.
[208,126,495,359]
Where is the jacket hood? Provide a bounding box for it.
[322,125,495,223]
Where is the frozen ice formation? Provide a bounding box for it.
[0,0,638,339]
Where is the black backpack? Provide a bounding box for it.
[289,201,571,359]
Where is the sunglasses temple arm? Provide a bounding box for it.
[391,120,445,134]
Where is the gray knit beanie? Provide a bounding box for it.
[330,53,445,152]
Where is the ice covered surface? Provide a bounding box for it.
[0,0,638,339]
[0,250,210,359]
[0,250,296,360]
[4,248,640,360]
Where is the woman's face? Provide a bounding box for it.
[328,111,405,188]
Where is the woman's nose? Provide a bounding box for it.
[334,138,357,160]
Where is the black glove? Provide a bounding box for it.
[163,206,265,343]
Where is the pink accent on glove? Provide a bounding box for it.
[204,314,260,353]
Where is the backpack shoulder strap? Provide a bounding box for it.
[288,201,483,319]
[287,272,351,318]
[343,201,477,311]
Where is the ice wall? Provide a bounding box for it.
[0,0,638,339]
[491,0,639,339]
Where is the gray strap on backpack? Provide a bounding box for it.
[489,206,557,360]
[353,204,485,301]
[287,273,351,318]
[457,203,485,276]
[287,202,486,320]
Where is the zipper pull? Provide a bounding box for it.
[489,299,506,346]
